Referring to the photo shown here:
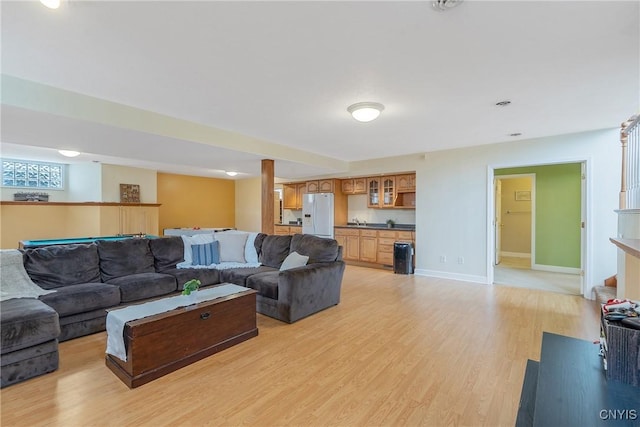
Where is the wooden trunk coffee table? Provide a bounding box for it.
[105,285,257,388]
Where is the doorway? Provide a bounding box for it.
[489,163,584,296]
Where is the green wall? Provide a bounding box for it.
[496,163,582,268]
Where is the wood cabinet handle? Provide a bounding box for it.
[200,312,211,320]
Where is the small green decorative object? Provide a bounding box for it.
[386,219,396,228]
[182,279,201,296]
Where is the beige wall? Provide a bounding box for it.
[234,177,262,232]
[0,205,101,248]
[499,177,532,255]
[157,173,235,234]
[102,164,157,203]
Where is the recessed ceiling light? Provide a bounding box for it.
[58,150,80,157]
[225,171,238,177]
[432,0,463,12]
[347,102,385,122]
[40,0,61,9]
[495,100,511,107]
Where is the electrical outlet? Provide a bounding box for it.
[457,256,464,264]
[440,255,447,263]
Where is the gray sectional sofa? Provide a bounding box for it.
[0,233,345,387]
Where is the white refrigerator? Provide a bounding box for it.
[302,193,334,238]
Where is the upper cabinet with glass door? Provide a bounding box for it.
[367,177,396,208]
[381,176,396,208]
[367,177,380,208]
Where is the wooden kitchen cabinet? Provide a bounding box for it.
[394,173,416,209]
[307,179,336,194]
[376,230,396,266]
[359,229,378,262]
[377,229,415,266]
[289,226,302,235]
[283,184,298,209]
[341,180,353,194]
[396,174,416,192]
[274,225,302,235]
[367,178,381,207]
[318,179,335,193]
[306,181,320,193]
[274,225,291,235]
[341,178,367,195]
[282,182,308,209]
[367,176,395,208]
[335,228,360,261]
[296,183,307,207]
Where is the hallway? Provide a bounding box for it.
[493,256,581,295]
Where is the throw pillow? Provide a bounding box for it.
[214,230,259,264]
[216,232,248,263]
[279,251,309,271]
[245,232,259,264]
[191,241,220,266]
[181,234,214,265]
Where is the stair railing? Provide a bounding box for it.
[620,114,640,209]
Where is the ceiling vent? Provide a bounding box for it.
[432,0,463,11]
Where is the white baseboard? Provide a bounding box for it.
[414,269,489,285]
[500,251,531,259]
[532,264,581,275]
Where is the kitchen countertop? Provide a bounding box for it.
[276,223,415,231]
[335,223,415,231]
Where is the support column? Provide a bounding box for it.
[261,159,274,235]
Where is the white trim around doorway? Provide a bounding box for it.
[486,158,592,299]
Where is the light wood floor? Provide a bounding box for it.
[1,266,600,426]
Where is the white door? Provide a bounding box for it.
[495,179,502,265]
[580,162,586,294]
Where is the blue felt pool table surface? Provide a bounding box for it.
[19,235,158,249]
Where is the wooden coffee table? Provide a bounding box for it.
[105,285,257,388]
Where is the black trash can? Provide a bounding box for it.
[393,241,414,274]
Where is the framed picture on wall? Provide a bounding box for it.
[515,190,531,201]
[120,184,140,203]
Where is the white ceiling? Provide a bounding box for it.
[1,0,638,179]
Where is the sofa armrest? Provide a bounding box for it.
[277,261,345,323]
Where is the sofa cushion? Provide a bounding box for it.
[0,299,60,354]
[246,271,279,300]
[219,266,277,286]
[97,238,155,282]
[280,251,309,271]
[38,283,120,317]
[162,268,221,289]
[181,234,215,265]
[149,236,184,272]
[22,244,101,289]
[290,234,340,263]
[259,235,292,269]
[192,241,220,266]
[254,233,267,258]
[106,272,177,303]
[216,233,248,263]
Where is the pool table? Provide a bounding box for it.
[19,234,158,250]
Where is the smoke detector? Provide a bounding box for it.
[432,0,463,11]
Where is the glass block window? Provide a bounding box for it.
[2,159,64,189]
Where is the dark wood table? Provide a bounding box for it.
[105,287,257,388]
[517,332,640,427]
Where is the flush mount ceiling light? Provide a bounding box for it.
[347,102,385,123]
[432,0,463,12]
[40,0,61,9]
[58,150,80,157]
[225,171,238,177]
